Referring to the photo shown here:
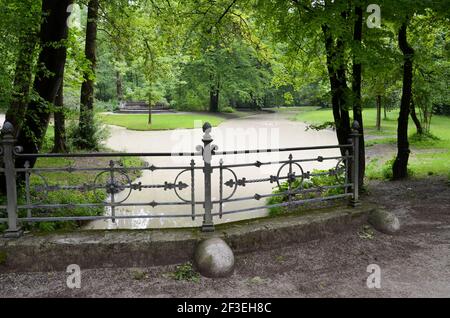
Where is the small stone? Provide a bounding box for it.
[368,209,401,234]
[130,268,146,280]
[248,276,264,285]
[194,238,235,278]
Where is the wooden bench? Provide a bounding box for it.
[116,101,174,113]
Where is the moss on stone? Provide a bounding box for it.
[0,250,7,265]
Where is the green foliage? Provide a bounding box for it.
[0,153,144,234]
[131,269,147,280]
[0,250,7,265]
[409,11,450,129]
[306,121,336,131]
[169,262,200,283]
[409,132,440,145]
[358,225,375,240]
[68,114,111,151]
[0,0,41,110]
[172,40,274,111]
[381,158,395,180]
[221,106,235,113]
[94,99,118,113]
[380,158,414,181]
[0,223,6,234]
[268,169,345,216]
[1,0,449,191]
[28,189,106,233]
[13,157,106,232]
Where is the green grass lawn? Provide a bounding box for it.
[292,107,450,179]
[293,107,401,136]
[99,113,229,131]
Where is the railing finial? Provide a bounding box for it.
[1,121,14,137]
[202,122,212,133]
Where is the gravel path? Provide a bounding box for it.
[1,177,449,298]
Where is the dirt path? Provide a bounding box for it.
[1,177,449,298]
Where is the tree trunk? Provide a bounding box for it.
[322,25,351,154]
[424,107,432,133]
[210,88,219,113]
[15,0,73,171]
[148,98,152,125]
[5,32,38,135]
[376,95,382,131]
[393,20,414,180]
[77,0,99,150]
[352,5,365,189]
[209,76,220,113]
[116,71,123,102]
[52,81,68,153]
[410,97,423,135]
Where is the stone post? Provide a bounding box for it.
[350,121,361,207]
[200,122,215,232]
[1,122,22,238]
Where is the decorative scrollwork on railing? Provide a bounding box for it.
[333,157,347,185]
[221,167,238,201]
[173,169,193,203]
[28,172,50,204]
[217,151,352,209]
[93,161,132,204]
[276,160,305,191]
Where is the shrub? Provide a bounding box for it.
[381,158,394,180]
[169,262,200,283]
[221,106,235,113]
[67,114,110,151]
[409,132,440,146]
[267,169,345,216]
[27,189,106,232]
[382,158,414,180]
[94,99,117,112]
[0,222,6,234]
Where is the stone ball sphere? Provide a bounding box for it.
[194,237,235,278]
[368,209,401,235]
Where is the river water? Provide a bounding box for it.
[82,112,341,230]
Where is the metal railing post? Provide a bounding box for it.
[199,122,215,232]
[1,122,22,238]
[350,121,360,207]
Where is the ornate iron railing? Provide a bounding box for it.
[0,121,360,238]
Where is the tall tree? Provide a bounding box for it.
[52,80,68,153]
[410,98,423,135]
[15,0,73,170]
[351,3,365,188]
[77,0,99,150]
[392,18,414,180]
[319,1,352,153]
[209,74,220,112]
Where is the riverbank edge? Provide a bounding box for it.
[0,203,375,273]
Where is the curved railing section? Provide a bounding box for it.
[0,121,360,237]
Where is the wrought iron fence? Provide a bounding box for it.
[0,121,360,238]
